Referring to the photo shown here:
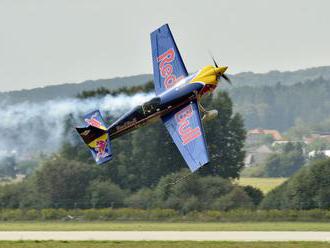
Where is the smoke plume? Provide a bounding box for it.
[0,93,153,159]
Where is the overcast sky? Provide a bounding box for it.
[0,0,329,91]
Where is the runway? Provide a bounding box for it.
[0,231,329,241]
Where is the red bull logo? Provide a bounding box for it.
[158,48,178,89]
[175,105,201,145]
[95,139,108,160]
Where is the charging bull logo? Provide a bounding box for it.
[175,105,201,145]
[158,48,180,89]
[95,140,109,161]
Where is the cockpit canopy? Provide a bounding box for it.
[142,97,161,115]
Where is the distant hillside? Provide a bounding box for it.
[231,66,330,87]
[229,77,330,131]
[0,74,152,105]
[1,66,330,105]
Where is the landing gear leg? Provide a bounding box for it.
[196,91,218,121]
[198,99,218,122]
[195,92,207,119]
[199,103,208,120]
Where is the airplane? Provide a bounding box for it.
[76,24,230,172]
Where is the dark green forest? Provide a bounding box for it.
[229,77,330,131]
[0,71,330,213]
[261,158,330,210]
[0,84,253,210]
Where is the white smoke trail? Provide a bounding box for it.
[0,93,154,159]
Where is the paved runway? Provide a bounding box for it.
[0,231,329,241]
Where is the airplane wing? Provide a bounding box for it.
[161,100,209,172]
[151,24,188,95]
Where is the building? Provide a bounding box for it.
[246,128,285,147]
[248,129,284,141]
[308,150,330,158]
[303,132,330,144]
[245,145,276,167]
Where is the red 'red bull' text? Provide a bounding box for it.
[158,48,177,89]
[175,105,201,145]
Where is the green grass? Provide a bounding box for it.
[236,177,288,193]
[0,222,329,231]
[0,241,329,248]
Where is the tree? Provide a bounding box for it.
[151,171,252,212]
[15,159,39,175]
[0,156,16,178]
[199,92,246,179]
[152,170,202,211]
[243,185,264,206]
[0,177,44,209]
[125,188,154,209]
[264,143,305,177]
[86,179,126,208]
[127,122,185,189]
[307,139,330,153]
[212,187,254,211]
[35,156,98,208]
[261,158,330,209]
[99,121,186,191]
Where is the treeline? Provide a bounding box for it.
[231,66,330,87]
[76,81,154,98]
[0,81,329,213]
[0,157,262,211]
[0,86,249,211]
[0,208,329,222]
[0,158,329,212]
[230,77,330,131]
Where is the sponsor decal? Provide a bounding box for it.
[81,130,90,136]
[85,113,106,129]
[158,48,178,89]
[95,139,109,161]
[116,118,137,132]
[175,105,201,145]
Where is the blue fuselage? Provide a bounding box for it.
[109,80,205,139]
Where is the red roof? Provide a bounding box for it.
[248,129,284,141]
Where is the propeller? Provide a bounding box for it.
[210,55,232,85]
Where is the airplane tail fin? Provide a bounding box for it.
[75,110,112,165]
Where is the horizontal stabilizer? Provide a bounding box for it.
[76,110,112,165]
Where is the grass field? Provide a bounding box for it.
[0,241,329,248]
[0,222,329,231]
[236,177,288,193]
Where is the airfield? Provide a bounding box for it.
[0,231,329,242]
[0,222,329,243]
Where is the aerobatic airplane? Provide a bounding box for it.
[76,24,230,172]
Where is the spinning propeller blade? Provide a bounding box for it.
[209,54,231,85]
